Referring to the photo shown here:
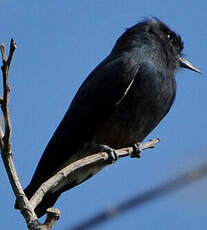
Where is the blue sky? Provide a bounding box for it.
[0,1,207,229]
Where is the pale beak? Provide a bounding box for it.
[179,56,202,74]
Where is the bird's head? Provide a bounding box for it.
[113,18,201,74]
[147,18,201,74]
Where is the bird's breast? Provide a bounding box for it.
[94,71,176,149]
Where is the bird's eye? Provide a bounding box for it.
[167,33,174,43]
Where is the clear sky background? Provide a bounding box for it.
[0,1,207,230]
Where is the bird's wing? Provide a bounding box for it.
[29,54,140,187]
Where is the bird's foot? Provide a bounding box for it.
[130,143,142,158]
[99,145,118,164]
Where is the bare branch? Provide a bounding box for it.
[43,208,61,229]
[30,138,160,209]
[0,40,60,230]
[0,43,7,62]
[7,39,17,68]
[0,39,40,227]
[117,138,160,158]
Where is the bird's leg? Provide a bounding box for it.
[130,143,142,158]
[99,145,118,164]
[86,143,118,164]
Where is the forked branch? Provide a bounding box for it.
[0,40,60,230]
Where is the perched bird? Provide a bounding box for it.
[16,18,201,217]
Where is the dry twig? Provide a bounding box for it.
[30,138,160,208]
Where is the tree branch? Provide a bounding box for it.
[0,39,39,227]
[30,138,160,209]
[0,40,60,230]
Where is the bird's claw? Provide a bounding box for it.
[107,149,118,164]
[99,145,118,164]
[130,143,142,158]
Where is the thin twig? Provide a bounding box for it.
[7,39,17,68]
[0,43,7,62]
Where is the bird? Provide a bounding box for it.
[15,18,201,217]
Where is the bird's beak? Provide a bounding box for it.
[179,56,202,74]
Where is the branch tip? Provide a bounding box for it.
[11,39,17,48]
[43,208,61,230]
[7,39,17,67]
[0,43,7,62]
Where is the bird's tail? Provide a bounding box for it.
[15,184,62,218]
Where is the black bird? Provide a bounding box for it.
[16,18,201,217]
